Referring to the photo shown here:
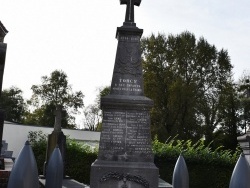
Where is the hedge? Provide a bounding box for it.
[28,131,240,187]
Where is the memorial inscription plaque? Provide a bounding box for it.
[99,109,153,162]
[90,1,159,187]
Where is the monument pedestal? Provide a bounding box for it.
[91,160,158,188]
[91,96,159,188]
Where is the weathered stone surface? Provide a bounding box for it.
[98,107,153,163]
[43,106,66,177]
[91,160,158,188]
[43,131,66,177]
[111,27,143,96]
[90,2,159,187]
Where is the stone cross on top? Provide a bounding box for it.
[54,105,63,132]
[120,0,141,23]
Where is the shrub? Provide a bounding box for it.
[29,131,240,187]
[153,135,241,188]
[28,130,47,175]
[65,139,97,184]
[28,131,98,184]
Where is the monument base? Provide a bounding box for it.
[90,160,159,188]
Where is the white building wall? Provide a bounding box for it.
[2,122,100,158]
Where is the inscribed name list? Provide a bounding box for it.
[99,109,153,162]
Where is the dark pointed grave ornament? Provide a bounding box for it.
[90,1,159,188]
[7,141,39,188]
[172,154,189,188]
[229,153,250,188]
[45,146,63,188]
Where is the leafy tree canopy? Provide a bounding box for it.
[237,70,250,133]
[0,86,26,123]
[141,32,235,144]
[83,86,110,131]
[24,70,84,128]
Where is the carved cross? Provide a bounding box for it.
[54,105,62,132]
[120,0,141,23]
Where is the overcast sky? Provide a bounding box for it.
[0,0,249,126]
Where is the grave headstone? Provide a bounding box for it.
[90,1,159,187]
[43,105,66,177]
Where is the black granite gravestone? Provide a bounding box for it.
[90,1,159,187]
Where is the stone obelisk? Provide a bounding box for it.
[90,1,159,187]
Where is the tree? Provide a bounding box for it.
[24,103,76,128]
[83,104,101,131]
[0,86,26,123]
[82,86,110,131]
[97,86,111,108]
[24,70,84,128]
[237,71,250,133]
[213,82,241,150]
[141,32,234,143]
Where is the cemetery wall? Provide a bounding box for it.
[2,121,100,158]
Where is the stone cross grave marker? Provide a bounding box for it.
[54,105,62,132]
[43,105,66,177]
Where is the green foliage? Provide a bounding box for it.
[0,86,26,123]
[237,72,250,132]
[153,136,240,188]
[29,131,239,187]
[28,130,47,174]
[141,32,235,145]
[25,70,84,128]
[28,131,97,184]
[152,135,240,165]
[30,70,84,110]
[97,86,111,107]
[24,103,76,128]
[65,139,97,184]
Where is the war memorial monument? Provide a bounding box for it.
[90,0,159,187]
